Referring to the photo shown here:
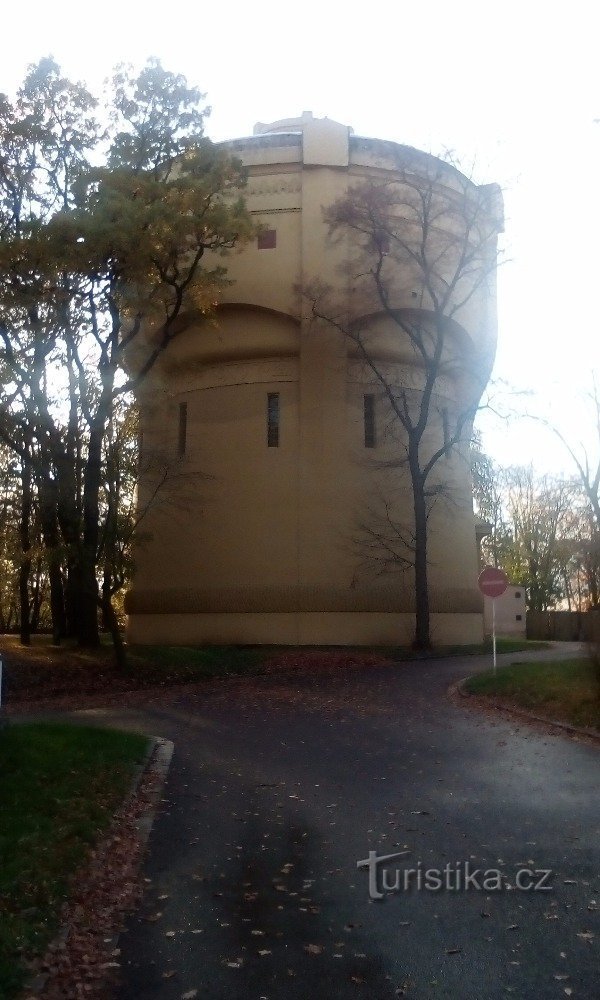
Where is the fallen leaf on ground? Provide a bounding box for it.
[577,931,594,942]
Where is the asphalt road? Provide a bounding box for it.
[83,646,598,999]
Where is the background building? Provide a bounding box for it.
[126,113,502,646]
[484,585,527,638]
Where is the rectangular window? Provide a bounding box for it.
[178,402,187,457]
[364,394,376,448]
[258,229,277,250]
[267,392,279,447]
[371,228,390,255]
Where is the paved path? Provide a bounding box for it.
[77,645,598,999]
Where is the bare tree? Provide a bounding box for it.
[306,157,502,648]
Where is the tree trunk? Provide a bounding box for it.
[48,563,66,644]
[30,559,43,632]
[38,481,67,644]
[101,570,127,671]
[18,450,32,645]
[78,425,103,647]
[18,562,31,644]
[64,559,82,638]
[55,442,83,638]
[77,556,100,646]
[411,463,431,650]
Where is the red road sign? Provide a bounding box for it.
[478,566,509,599]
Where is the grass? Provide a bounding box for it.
[0,722,148,998]
[0,635,266,701]
[130,637,550,668]
[0,634,552,703]
[126,642,264,681]
[393,637,551,658]
[485,637,550,654]
[465,658,600,731]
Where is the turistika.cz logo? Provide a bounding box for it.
[356,851,553,900]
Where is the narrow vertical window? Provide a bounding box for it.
[178,402,187,457]
[267,392,280,447]
[371,228,390,255]
[364,394,376,448]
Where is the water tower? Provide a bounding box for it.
[127,114,502,646]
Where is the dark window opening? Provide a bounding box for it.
[178,402,187,457]
[258,229,277,250]
[371,228,390,255]
[516,614,523,621]
[364,394,376,448]
[515,591,522,598]
[267,392,280,447]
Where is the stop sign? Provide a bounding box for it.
[478,565,509,599]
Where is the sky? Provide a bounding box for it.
[4,0,599,479]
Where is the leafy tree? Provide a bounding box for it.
[0,440,50,636]
[0,58,254,654]
[560,501,600,611]
[0,444,22,633]
[547,378,600,609]
[470,433,514,569]
[471,439,599,613]
[502,467,576,611]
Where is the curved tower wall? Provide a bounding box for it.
[127,113,501,645]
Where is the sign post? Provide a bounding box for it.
[0,657,5,729]
[478,566,509,676]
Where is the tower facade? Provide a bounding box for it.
[127,113,502,646]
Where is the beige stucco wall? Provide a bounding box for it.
[127,113,500,646]
[127,612,484,647]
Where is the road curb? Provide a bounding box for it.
[25,733,174,996]
[97,736,175,973]
[135,735,175,843]
[452,677,600,745]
